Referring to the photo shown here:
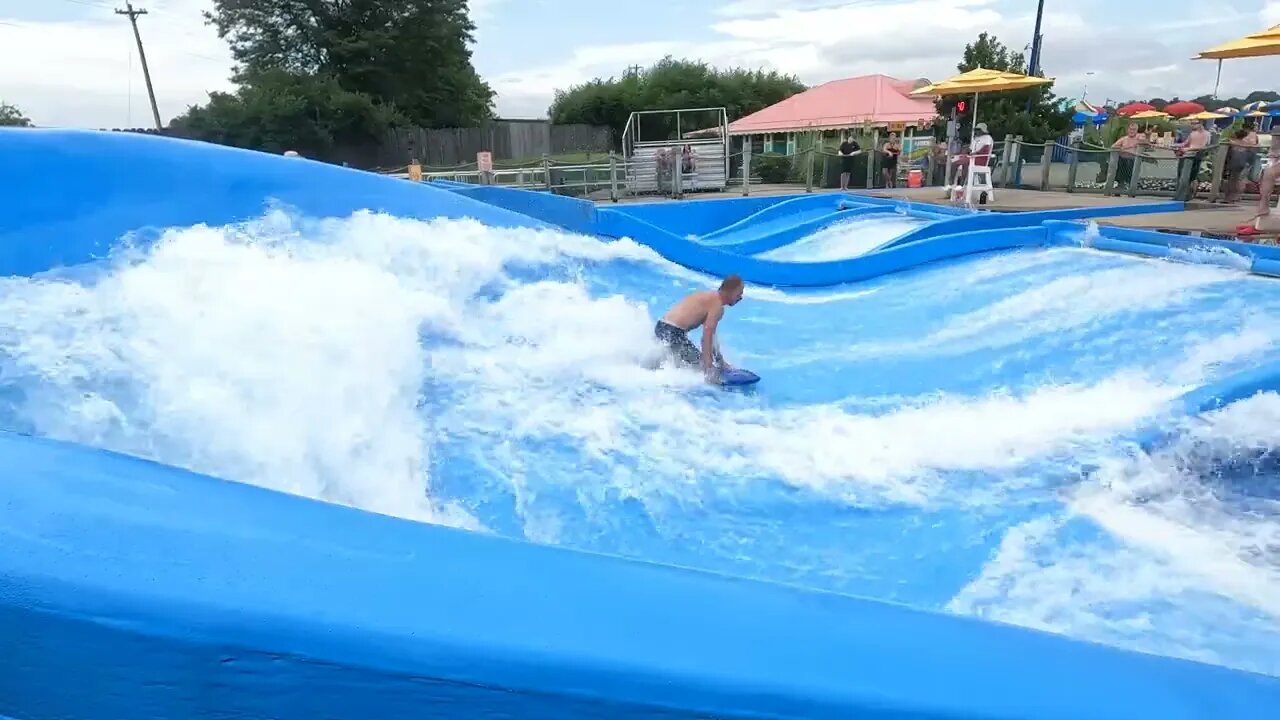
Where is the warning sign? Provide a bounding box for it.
[476,151,493,172]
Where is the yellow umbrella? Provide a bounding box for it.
[1195,25,1280,59]
[1194,24,1280,96]
[1129,110,1170,120]
[911,68,1052,96]
[1182,110,1228,121]
[910,67,1054,135]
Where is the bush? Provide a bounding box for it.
[754,153,792,183]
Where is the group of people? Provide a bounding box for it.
[654,145,698,194]
[1107,119,1280,205]
[836,133,906,190]
[837,124,995,192]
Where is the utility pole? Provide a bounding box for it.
[116,2,162,130]
[1016,0,1046,187]
[1027,0,1046,77]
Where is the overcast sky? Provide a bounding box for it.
[3,0,1280,128]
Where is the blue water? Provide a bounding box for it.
[0,209,1278,677]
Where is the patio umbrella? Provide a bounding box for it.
[1163,101,1205,117]
[1129,110,1170,120]
[1194,24,1280,96]
[1182,110,1228,121]
[1116,102,1156,116]
[910,67,1053,135]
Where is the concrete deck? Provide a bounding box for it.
[1094,205,1259,237]
[864,188,1264,237]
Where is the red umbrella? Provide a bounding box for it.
[1163,101,1206,117]
[1117,102,1155,116]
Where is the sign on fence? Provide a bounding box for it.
[476,151,493,172]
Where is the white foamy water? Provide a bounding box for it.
[784,250,1248,366]
[0,212,675,528]
[757,215,928,262]
[0,210,1198,521]
[950,393,1280,676]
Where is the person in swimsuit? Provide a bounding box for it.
[654,274,744,383]
[881,133,901,188]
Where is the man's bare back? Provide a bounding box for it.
[660,290,722,331]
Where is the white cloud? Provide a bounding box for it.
[493,0,1280,119]
[6,0,1280,127]
[1263,1,1280,26]
[1130,64,1181,78]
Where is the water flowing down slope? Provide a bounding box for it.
[1,206,1277,677]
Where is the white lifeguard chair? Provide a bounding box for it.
[947,153,994,207]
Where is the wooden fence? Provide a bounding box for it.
[108,120,615,170]
[379,121,615,168]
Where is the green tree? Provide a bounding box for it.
[549,57,806,139]
[169,70,405,160]
[204,0,493,128]
[932,32,1071,144]
[0,101,32,127]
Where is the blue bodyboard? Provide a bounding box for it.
[720,368,761,387]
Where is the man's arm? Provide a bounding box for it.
[701,305,723,374]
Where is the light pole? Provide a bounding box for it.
[1027,0,1046,77]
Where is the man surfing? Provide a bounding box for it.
[654,274,744,384]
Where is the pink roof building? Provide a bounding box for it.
[727,74,939,136]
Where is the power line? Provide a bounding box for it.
[116,2,162,129]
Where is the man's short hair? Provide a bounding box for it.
[719,274,743,293]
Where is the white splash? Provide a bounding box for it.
[758,215,929,262]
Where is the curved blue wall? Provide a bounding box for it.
[3,130,1280,720]
[872,201,1186,253]
[4,431,1278,720]
[446,184,599,236]
[0,129,549,276]
[596,207,1062,286]
[1043,220,1280,277]
[602,194,795,236]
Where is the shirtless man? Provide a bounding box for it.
[654,275,744,383]
[1109,122,1143,192]
[1237,130,1280,238]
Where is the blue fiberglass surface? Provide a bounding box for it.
[755,213,932,261]
[3,130,1280,718]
